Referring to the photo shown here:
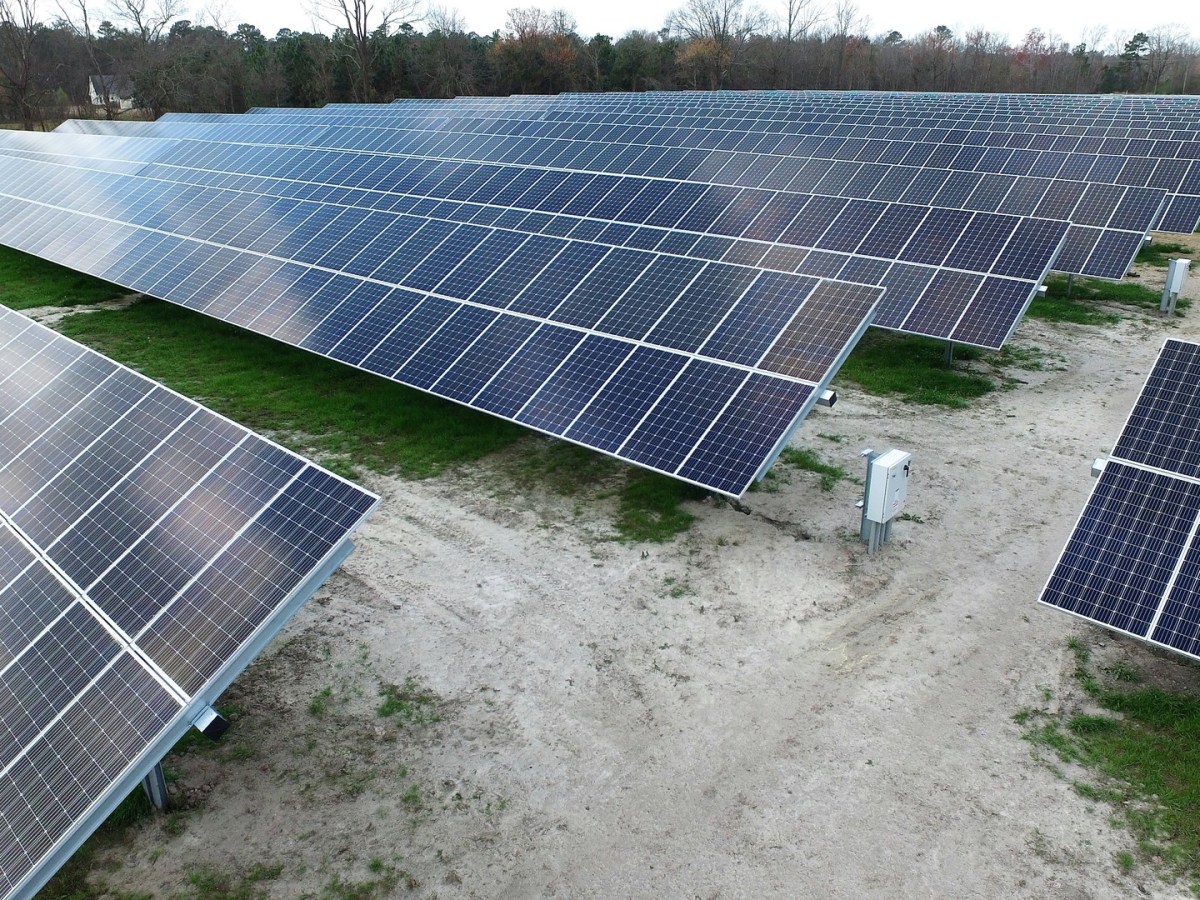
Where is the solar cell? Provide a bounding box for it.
[0,306,377,898]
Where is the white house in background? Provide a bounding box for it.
[88,75,135,111]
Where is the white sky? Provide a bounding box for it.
[209,0,1195,52]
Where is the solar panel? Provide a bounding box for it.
[1040,340,1200,662]
[0,306,378,898]
[47,106,1152,280]
[139,94,1194,245]
[0,148,879,498]
[0,128,1065,351]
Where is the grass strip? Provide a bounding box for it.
[1021,639,1200,877]
[0,245,128,310]
[835,330,995,408]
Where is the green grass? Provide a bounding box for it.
[835,330,995,408]
[185,861,284,899]
[1136,240,1193,268]
[778,447,847,491]
[0,245,128,310]
[377,676,441,725]
[1027,273,1188,325]
[55,299,526,481]
[1022,641,1200,877]
[614,470,708,542]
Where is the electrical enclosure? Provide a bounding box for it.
[865,449,910,523]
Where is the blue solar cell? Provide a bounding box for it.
[943,213,1020,272]
[898,208,973,266]
[469,235,566,308]
[508,242,608,318]
[402,224,489,292]
[1042,462,1200,638]
[1113,340,1200,478]
[1159,195,1200,232]
[778,195,848,247]
[816,200,887,253]
[84,440,304,635]
[991,218,1068,280]
[856,204,929,259]
[436,230,528,300]
[675,185,742,232]
[949,277,1034,349]
[371,219,458,284]
[550,248,654,328]
[1152,537,1200,656]
[1084,230,1144,280]
[620,360,748,474]
[758,279,879,381]
[677,375,815,495]
[396,304,499,389]
[515,335,635,434]
[431,315,540,402]
[699,271,819,366]
[594,256,704,340]
[708,189,773,237]
[326,287,423,366]
[565,346,687,452]
[645,264,758,352]
[901,270,983,339]
[250,268,335,334]
[472,324,585,418]
[359,296,458,377]
[740,193,810,242]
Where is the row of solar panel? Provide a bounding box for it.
[275,101,1200,163]
[328,92,1200,145]
[44,117,1144,280]
[0,154,881,496]
[218,103,1200,233]
[0,304,378,898]
[0,132,1061,351]
[1041,339,1200,659]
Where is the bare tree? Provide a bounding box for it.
[1145,24,1191,91]
[772,0,821,87]
[108,0,181,44]
[0,0,40,128]
[57,0,119,117]
[667,0,768,87]
[309,0,420,101]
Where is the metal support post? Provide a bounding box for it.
[943,341,954,366]
[141,762,168,811]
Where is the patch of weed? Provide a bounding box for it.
[614,470,707,543]
[0,245,127,310]
[778,447,847,491]
[1137,241,1193,268]
[1030,273,1187,325]
[836,330,995,408]
[1021,639,1200,879]
[309,687,333,717]
[377,677,441,725]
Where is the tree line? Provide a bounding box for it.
[0,0,1196,129]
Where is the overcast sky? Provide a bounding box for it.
[211,0,1194,52]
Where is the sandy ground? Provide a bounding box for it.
[50,237,1200,899]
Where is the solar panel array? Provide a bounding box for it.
[1041,339,1200,660]
[17,120,1068,351]
[67,89,1196,276]
[0,132,888,497]
[0,306,377,898]
[8,90,1196,497]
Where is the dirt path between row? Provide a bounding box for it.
[69,236,1200,898]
